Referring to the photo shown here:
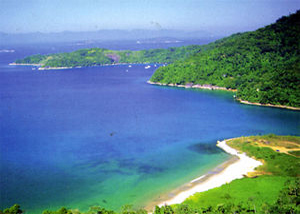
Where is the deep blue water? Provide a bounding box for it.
[0,43,299,213]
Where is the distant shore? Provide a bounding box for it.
[146,140,262,209]
[147,81,237,92]
[9,62,42,66]
[38,66,73,70]
[9,62,159,71]
[10,62,82,70]
[237,99,300,111]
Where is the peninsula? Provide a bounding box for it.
[13,45,202,69]
[153,134,300,213]
[13,11,300,110]
[150,11,300,109]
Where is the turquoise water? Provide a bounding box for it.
[0,47,299,213]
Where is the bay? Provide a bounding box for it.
[0,43,299,213]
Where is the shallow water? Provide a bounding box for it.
[0,44,299,213]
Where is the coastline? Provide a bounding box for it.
[10,63,77,70]
[9,62,42,66]
[38,66,73,70]
[9,62,158,70]
[148,81,300,111]
[237,99,300,111]
[146,140,262,210]
[147,81,237,92]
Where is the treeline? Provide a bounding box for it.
[150,11,300,107]
[156,178,300,213]
[15,45,203,68]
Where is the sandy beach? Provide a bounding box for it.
[150,140,262,207]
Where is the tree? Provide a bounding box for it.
[2,204,22,214]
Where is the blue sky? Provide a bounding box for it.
[1,0,299,34]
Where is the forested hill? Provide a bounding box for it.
[150,11,300,108]
[15,45,203,67]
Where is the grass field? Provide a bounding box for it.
[182,175,289,212]
[172,135,300,213]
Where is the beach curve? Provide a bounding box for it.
[152,140,262,207]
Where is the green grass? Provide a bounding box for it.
[175,135,300,213]
[247,134,300,147]
[288,150,300,157]
[182,175,289,212]
[261,134,300,144]
[227,136,300,177]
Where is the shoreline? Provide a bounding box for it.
[146,140,262,210]
[9,62,43,66]
[237,99,300,111]
[10,63,83,70]
[148,81,299,111]
[38,66,73,70]
[147,81,237,92]
[9,63,162,70]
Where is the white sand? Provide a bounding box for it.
[158,140,262,206]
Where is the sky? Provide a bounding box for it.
[0,0,299,35]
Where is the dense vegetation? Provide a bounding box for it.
[15,45,202,68]
[2,135,299,213]
[156,177,300,213]
[150,11,300,107]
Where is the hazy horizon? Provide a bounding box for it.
[1,0,299,36]
[0,28,216,35]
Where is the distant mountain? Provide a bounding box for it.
[0,29,217,45]
[150,11,300,108]
[135,37,183,44]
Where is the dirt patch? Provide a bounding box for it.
[105,53,120,63]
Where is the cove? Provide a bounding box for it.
[0,63,299,213]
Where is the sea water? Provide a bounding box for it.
[0,43,299,213]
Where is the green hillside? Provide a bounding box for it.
[15,45,203,68]
[150,11,300,107]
